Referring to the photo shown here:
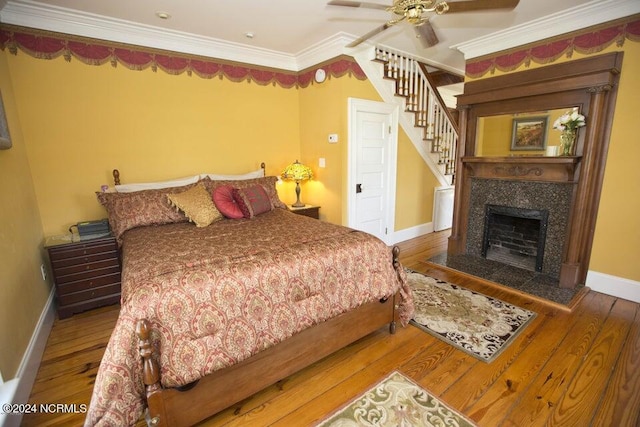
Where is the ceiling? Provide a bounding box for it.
[0,0,638,74]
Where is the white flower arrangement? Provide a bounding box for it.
[553,109,586,132]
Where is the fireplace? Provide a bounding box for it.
[446,53,622,289]
[482,205,549,272]
[465,177,573,279]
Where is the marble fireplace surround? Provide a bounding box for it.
[466,177,573,279]
[456,156,581,287]
[451,156,597,290]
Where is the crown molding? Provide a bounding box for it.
[452,0,640,60]
[296,32,357,71]
[0,0,306,70]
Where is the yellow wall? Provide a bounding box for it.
[297,75,355,224]
[8,53,437,236]
[467,42,640,282]
[395,132,440,230]
[589,42,640,281]
[0,51,51,378]
[8,54,301,236]
[298,74,436,228]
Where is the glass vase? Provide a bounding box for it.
[560,130,576,156]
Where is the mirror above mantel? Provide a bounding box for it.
[475,107,581,157]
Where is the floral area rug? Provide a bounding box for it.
[316,371,475,427]
[407,271,536,363]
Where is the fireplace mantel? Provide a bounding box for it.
[448,52,623,289]
[462,156,581,183]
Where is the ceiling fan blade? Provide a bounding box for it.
[445,0,520,13]
[346,22,393,47]
[327,0,389,11]
[414,21,439,47]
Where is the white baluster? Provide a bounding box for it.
[399,55,405,96]
[373,47,458,177]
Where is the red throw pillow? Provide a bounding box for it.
[212,185,244,219]
[232,184,273,218]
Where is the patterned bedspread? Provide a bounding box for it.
[85,209,413,426]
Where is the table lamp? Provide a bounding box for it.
[281,160,313,207]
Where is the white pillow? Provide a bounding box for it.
[114,175,200,193]
[200,168,265,181]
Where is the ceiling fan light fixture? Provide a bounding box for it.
[406,6,423,23]
[329,0,519,49]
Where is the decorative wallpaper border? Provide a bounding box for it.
[466,15,640,78]
[0,24,366,88]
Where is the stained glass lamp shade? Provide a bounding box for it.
[281,160,313,207]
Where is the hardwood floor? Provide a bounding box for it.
[22,230,640,426]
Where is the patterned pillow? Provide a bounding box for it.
[212,185,244,219]
[96,182,197,244]
[167,182,223,227]
[232,184,273,218]
[202,176,287,210]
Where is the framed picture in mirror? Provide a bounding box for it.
[511,116,547,151]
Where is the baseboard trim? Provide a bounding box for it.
[389,222,434,246]
[0,379,19,427]
[586,270,640,303]
[0,287,55,427]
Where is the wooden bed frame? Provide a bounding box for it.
[111,167,403,427]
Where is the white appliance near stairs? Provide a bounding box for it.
[351,45,460,231]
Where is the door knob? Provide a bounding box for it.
[356,183,362,193]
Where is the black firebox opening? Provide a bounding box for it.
[481,204,549,272]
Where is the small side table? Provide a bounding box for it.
[288,205,320,219]
[44,233,121,319]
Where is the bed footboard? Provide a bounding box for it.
[135,245,404,427]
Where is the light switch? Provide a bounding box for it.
[319,158,326,168]
[328,134,338,143]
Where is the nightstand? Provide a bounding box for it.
[288,205,320,219]
[45,234,121,319]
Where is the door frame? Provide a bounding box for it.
[347,98,399,244]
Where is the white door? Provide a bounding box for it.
[348,99,398,243]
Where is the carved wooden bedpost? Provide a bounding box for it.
[389,246,402,335]
[113,169,120,186]
[136,319,167,427]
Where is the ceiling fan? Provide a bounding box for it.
[328,0,520,48]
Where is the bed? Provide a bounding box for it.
[84,165,414,427]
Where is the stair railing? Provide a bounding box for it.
[374,47,459,180]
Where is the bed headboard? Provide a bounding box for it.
[112,162,266,186]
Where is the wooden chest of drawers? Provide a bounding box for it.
[45,234,121,319]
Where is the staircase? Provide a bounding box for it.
[352,46,461,187]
